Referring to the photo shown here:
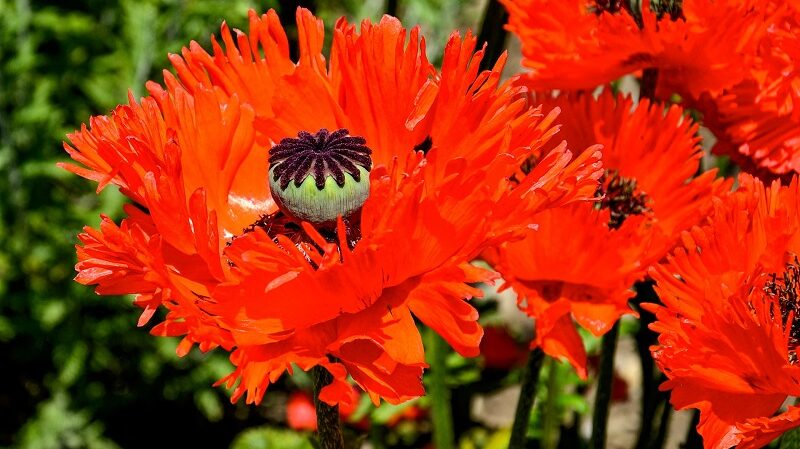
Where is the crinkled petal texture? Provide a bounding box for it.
[500,0,773,96]
[695,6,800,179]
[648,175,800,449]
[62,9,603,406]
[486,90,724,377]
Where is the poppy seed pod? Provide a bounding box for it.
[268,128,371,226]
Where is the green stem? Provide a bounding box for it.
[278,0,317,60]
[781,424,800,448]
[633,280,669,449]
[312,366,345,449]
[781,399,800,448]
[425,328,454,449]
[477,0,510,72]
[541,359,561,449]
[508,348,545,449]
[590,323,620,449]
[385,0,399,16]
[650,399,671,449]
[682,409,702,449]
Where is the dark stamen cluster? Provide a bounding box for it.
[649,0,684,20]
[413,136,433,155]
[507,153,540,187]
[590,0,625,14]
[269,128,372,191]
[764,258,800,364]
[589,0,684,22]
[595,170,650,230]
[229,210,362,269]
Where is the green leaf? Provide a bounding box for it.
[230,427,314,449]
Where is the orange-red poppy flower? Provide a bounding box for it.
[287,389,360,431]
[694,5,800,179]
[62,9,603,406]
[287,392,318,431]
[485,90,725,377]
[479,326,528,369]
[648,174,800,449]
[500,0,774,97]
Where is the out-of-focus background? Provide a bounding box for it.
[0,1,526,448]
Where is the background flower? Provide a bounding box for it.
[500,0,772,96]
[649,175,800,448]
[487,90,725,376]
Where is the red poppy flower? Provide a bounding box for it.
[479,326,528,369]
[500,0,774,97]
[287,392,318,431]
[648,174,800,449]
[387,404,427,428]
[694,5,800,179]
[287,389,360,431]
[62,9,603,406]
[485,90,725,377]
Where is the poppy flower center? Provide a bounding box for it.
[595,170,650,229]
[268,128,372,226]
[764,258,800,364]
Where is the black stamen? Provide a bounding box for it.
[269,128,372,191]
[413,136,433,155]
[595,170,650,230]
[230,210,363,269]
[590,0,625,14]
[649,0,684,20]
[588,0,684,22]
[765,257,800,364]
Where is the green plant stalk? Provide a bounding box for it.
[425,328,455,449]
[780,402,800,449]
[590,323,620,449]
[782,428,800,449]
[508,348,545,449]
[477,0,509,72]
[650,400,671,449]
[312,365,345,449]
[541,359,561,449]
[385,0,399,16]
[633,280,671,449]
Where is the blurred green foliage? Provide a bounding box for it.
[0,0,497,448]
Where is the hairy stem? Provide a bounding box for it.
[591,323,620,449]
[508,348,546,449]
[312,365,345,449]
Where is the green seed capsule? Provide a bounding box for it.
[268,128,372,226]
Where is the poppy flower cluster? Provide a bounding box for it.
[500,0,773,95]
[62,0,800,447]
[485,90,725,377]
[63,8,601,408]
[501,0,799,179]
[495,1,800,447]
